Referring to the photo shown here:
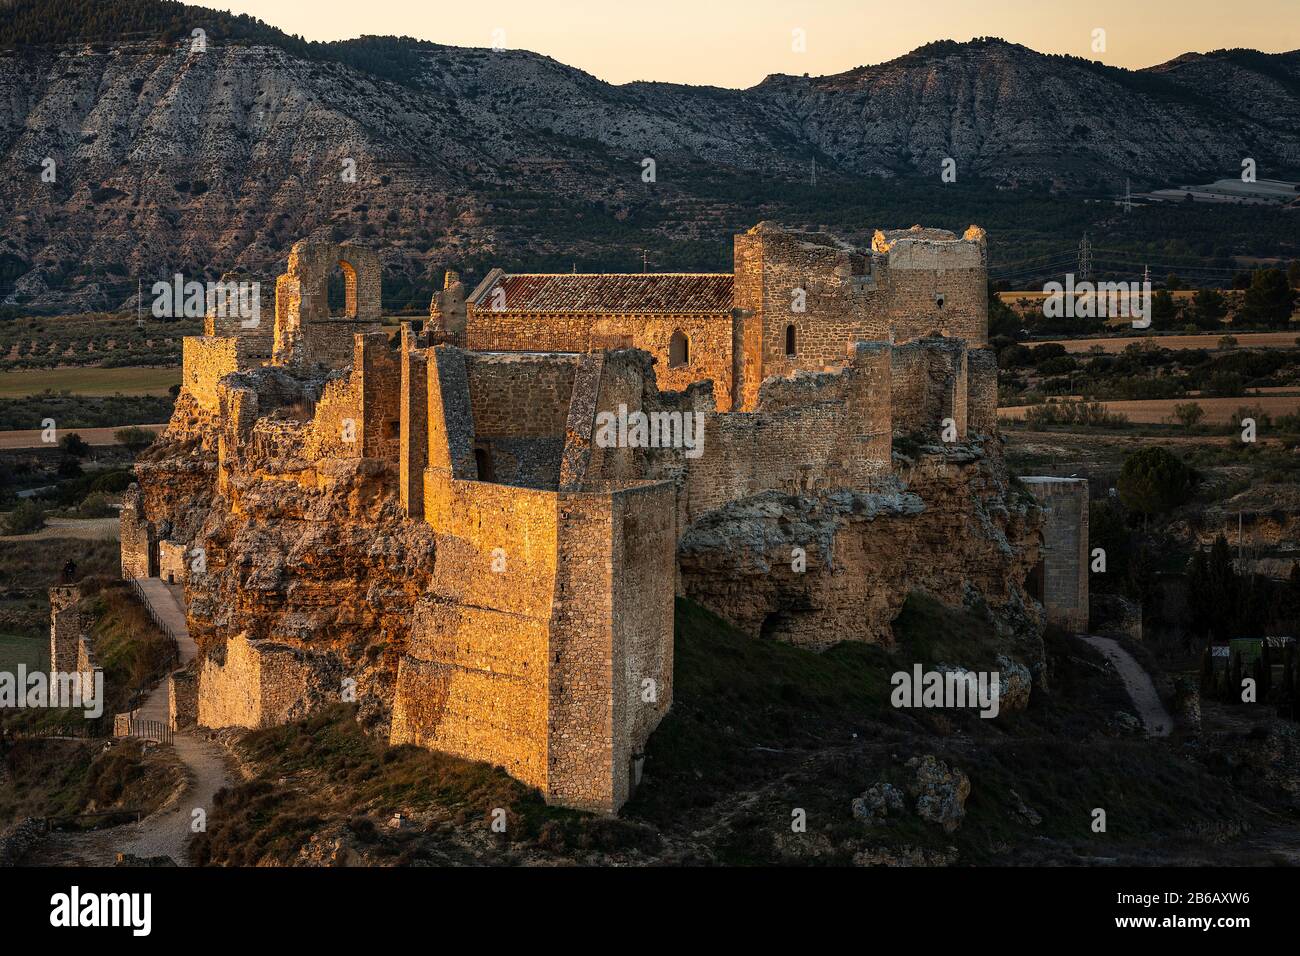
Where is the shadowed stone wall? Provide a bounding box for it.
[1023,477,1090,632]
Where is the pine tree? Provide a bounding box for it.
[1187,549,1211,640]
[1206,535,1237,641]
[1199,646,1215,695]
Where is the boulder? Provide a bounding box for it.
[851,782,906,825]
[906,754,970,834]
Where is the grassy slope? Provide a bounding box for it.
[0,737,183,828]
[192,595,1262,866]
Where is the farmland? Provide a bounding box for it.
[0,366,180,398]
[0,313,199,371]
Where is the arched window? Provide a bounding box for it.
[474,446,494,483]
[668,329,689,368]
[327,260,358,318]
[785,324,797,357]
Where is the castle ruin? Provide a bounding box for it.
[121,223,1082,813]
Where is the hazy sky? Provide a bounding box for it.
[216,0,1300,87]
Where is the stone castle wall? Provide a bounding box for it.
[182,336,240,412]
[48,586,80,673]
[877,230,987,346]
[465,311,737,411]
[139,220,1022,815]
[119,485,153,579]
[359,332,402,461]
[393,476,560,791]
[1023,478,1090,632]
[198,632,331,729]
[891,339,968,437]
[673,342,893,522]
[273,240,383,368]
[966,348,999,434]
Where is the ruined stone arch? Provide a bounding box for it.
[668,329,689,368]
[327,259,359,319]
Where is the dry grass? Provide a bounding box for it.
[0,738,184,829]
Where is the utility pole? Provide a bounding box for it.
[1123,178,1133,215]
[1238,511,1243,571]
[811,157,817,188]
[1078,233,1093,281]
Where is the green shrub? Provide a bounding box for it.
[1117,446,1196,515]
[3,500,45,535]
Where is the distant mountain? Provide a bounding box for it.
[1,0,1297,310]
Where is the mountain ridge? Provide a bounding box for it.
[2,0,1297,310]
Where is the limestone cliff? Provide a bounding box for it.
[134,367,438,731]
[678,439,1042,650]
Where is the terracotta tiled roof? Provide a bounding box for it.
[472,273,734,314]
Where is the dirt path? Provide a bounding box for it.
[39,580,230,866]
[1079,635,1173,737]
[41,733,233,866]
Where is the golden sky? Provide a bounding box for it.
[218,0,1300,87]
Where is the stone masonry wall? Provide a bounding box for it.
[1023,477,1090,632]
[877,227,988,346]
[119,485,153,579]
[607,482,676,803]
[464,353,577,438]
[400,328,429,517]
[466,311,737,410]
[673,342,893,523]
[198,632,328,729]
[890,339,968,438]
[182,336,240,412]
[966,348,999,434]
[392,475,560,792]
[169,668,197,731]
[48,586,80,674]
[359,333,402,461]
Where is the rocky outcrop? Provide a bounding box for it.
[906,754,970,834]
[851,782,906,826]
[678,441,1042,648]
